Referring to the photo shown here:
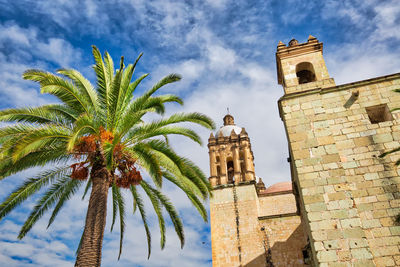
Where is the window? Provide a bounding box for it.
[366,104,393,124]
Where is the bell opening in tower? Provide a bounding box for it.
[227,160,234,184]
[296,62,316,84]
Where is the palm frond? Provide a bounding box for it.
[121,73,149,111]
[162,171,207,222]
[47,178,83,228]
[115,186,126,260]
[92,46,110,117]
[130,185,151,258]
[47,104,79,123]
[57,69,99,113]
[144,140,210,198]
[0,167,69,220]
[82,178,92,200]
[104,51,115,87]
[128,126,202,145]
[11,125,70,162]
[116,74,181,135]
[140,181,166,249]
[0,106,68,125]
[0,147,70,180]
[111,183,119,232]
[130,143,162,187]
[18,175,74,239]
[142,181,184,248]
[108,56,124,130]
[118,53,143,110]
[23,69,89,114]
[67,114,97,151]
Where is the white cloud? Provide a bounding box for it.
[205,0,229,9]
[36,38,82,68]
[0,22,82,107]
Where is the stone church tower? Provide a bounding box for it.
[208,115,307,267]
[208,35,400,267]
[277,36,400,266]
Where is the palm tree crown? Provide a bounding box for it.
[0,46,215,266]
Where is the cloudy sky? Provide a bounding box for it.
[0,0,400,266]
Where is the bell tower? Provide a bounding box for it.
[208,114,255,187]
[276,35,335,94]
[208,114,265,267]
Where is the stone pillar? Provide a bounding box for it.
[243,143,255,181]
[232,144,241,183]
[219,148,227,185]
[209,147,218,186]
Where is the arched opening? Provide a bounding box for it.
[227,160,234,184]
[216,165,221,185]
[296,62,316,84]
[239,152,245,180]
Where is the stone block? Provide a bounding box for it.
[317,250,338,262]
[340,218,361,228]
[361,218,382,229]
[351,248,373,260]
[303,194,325,204]
[373,133,393,143]
[323,240,340,250]
[328,192,347,201]
[352,259,376,267]
[326,229,343,240]
[343,228,365,238]
[389,226,400,235]
[364,173,379,180]
[372,246,399,257]
[374,257,395,267]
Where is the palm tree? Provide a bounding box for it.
[0,46,215,266]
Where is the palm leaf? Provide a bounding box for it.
[142,181,184,248]
[18,175,74,239]
[130,185,151,258]
[0,167,69,220]
[92,46,110,117]
[82,178,92,200]
[140,181,166,249]
[23,69,89,114]
[47,178,83,228]
[115,186,125,260]
[57,69,99,113]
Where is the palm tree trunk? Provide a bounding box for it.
[75,153,110,267]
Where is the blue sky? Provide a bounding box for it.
[0,0,400,266]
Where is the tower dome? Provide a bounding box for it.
[208,113,255,187]
[215,114,243,137]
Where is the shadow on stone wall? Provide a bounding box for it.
[270,224,306,266]
[243,253,266,267]
[243,224,306,267]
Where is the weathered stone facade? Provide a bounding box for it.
[277,36,400,266]
[209,116,307,266]
[209,36,400,267]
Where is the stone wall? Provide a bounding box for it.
[209,183,307,266]
[279,73,400,266]
[210,184,265,267]
[258,192,298,218]
[260,215,307,266]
